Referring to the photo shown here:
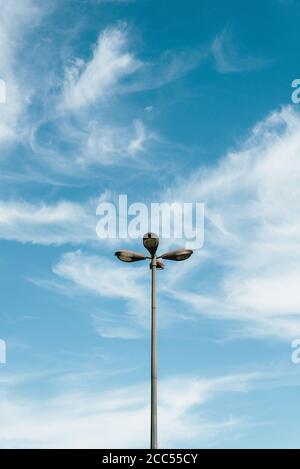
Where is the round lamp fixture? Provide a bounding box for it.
[143,232,159,256]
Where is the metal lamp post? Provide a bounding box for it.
[115,233,193,449]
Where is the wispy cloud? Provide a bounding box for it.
[212,26,271,73]
[53,250,146,302]
[0,370,263,448]
[121,48,208,93]
[0,199,97,244]
[0,0,43,142]
[63,24,142,110]
[82,119,154,165]
[52,249,153,335]
[0,16,205,180]
[165,106,300,340]
[63,23,206,110]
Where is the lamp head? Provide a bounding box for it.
[160,249,193,261]
[143,232,159,257]
[115,250,147,263]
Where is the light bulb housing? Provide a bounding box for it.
[115,250,147,263]
[160,249,193,261]
[143,232,159,256]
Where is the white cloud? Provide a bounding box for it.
[212,26,270,73]
[63,23,206,111]
[121,48,207,93]
[28,115,155,173]
[128,119,148,154]
[82,119,152,165]
[165,106,300,339]
[0,371,261,448]
[63,25,142,110]
[0,199,97,245]
[53,250,146,303]
[0,0,42,143]
[1,18,204,176]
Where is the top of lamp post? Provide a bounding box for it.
[143,232,159,257]
[115,233,193,265]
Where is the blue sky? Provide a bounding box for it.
[1,0,300,448]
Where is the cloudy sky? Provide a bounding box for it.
[1,0,300,448]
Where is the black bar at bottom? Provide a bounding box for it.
[0,449,298,466]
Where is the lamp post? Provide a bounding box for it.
[115,233,193,449]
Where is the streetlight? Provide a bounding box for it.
[114,233,193,449]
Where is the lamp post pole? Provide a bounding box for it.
[114,233,193,450]
[150,255,157,450]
